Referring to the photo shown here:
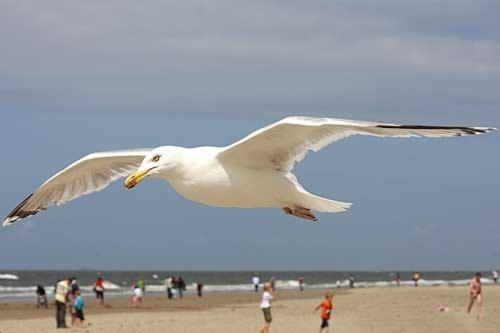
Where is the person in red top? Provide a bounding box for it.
[314,291,333,333]
[93,275,105,305]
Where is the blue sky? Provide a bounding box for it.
[0,1,499,270]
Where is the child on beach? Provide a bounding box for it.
[36,285,48,308]
[73,290,85,327]
[260,283,273,333]
[314,292,333,333]
[467,272,483,320]
[132,281,144,306]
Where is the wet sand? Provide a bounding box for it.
[0,285,499,332]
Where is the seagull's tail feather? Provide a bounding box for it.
[301,193,352,213]
[286,173,352,213]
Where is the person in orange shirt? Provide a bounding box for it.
[314,291,333,333]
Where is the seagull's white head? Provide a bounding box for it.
[124,146,183,189]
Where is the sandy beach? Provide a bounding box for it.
[0,285,499,332]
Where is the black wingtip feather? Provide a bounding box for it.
[3,193,40,226]
[376,124,494,135]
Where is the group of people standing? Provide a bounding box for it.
[165,276,186,299]
[34,270,491,331]
[36,275,105,329]
[54,277,85,329]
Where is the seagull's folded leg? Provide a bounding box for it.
[282,205,317,222]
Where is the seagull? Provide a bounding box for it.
[3,116,496,225]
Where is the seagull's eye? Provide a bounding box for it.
[151,155,161,162]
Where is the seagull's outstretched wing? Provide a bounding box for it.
[217,116,495,172]
[3,149,152,226]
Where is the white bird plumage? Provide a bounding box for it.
[3,116,496,225]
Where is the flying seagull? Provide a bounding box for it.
[3,116,496,225]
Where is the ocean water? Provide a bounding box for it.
[0,270,494,302]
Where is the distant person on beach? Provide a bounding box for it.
[178,276,186,298]
[252,274,260,292]
[70,278,80,294]
[94,276,105,305]
[171,276,179,298]
[165,276,174,299]
[132,281,144,306]
[197,282,203,297]
[73,290,85,327]
[395,273,401,287]
[348,274,355,288]
[260,283,273,333]
[299,276,304,291]
[492,269,498,283]
[36,285,48,308]
[314,291,333,333]
[137,279,146,298]
[138,279,145,292]
[467,272,483,320]
[412,272,420,287]
[270,276,276,292]
[68,277,79,326]
[54,277,71,328]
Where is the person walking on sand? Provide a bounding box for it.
[196,282,204,297]
[138,279,146,294]
[299,275,304,291]
[412,272,420,287]
[270,276,276,292]
[36,285,48,308]
[252,274,260,292]
[395,273,401,287]
[165,276,174,299]
[348,274,355,288]
[492,269,498,283]
[132,281,144,306]
[94,275,105,305]
[260,283,273,333]
[54,277,71,328]
[177,276,186,298]
[73,290,85,327]
[467,272,483,320]
[68,277,79,326]
[314,291,334,333]
[178,276,186,298]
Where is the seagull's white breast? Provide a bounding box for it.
[165,148,293,208]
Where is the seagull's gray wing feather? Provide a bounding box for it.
[3,149,152,226]
[217,116,495,172]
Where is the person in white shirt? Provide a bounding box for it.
[260,283,273,333]
[54,277,71,328]
[252,274,260,292]
[165,276,173,299]
[493,270,498,283]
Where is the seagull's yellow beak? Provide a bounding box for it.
[124,169,149,189]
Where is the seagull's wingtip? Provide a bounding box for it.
[2,217,16,227]
[474,127,497,133]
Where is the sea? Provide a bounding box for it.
[0,270,494,302]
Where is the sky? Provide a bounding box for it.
[0,0,499,271]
